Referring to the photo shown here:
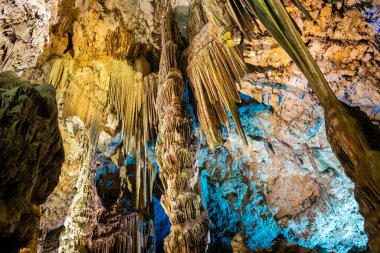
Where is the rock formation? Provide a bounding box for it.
[0,0,379,252]
[0,0,53,74]
[190,0,380,250]
[198,96,368,252]
[155,7,210,252]
[186,0,247,148]
[0,72,64,252]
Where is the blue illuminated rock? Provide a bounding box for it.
[198,98,368,252]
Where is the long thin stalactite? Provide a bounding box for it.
[186,0,248,149]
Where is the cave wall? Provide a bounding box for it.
[198,97,368,252]
[0,72,64,252]
[192,0,379,251]
[0,0,57,74]
[241,0,380,122]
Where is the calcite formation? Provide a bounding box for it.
[155,8,210,253]
[0,72,64,252]
[0,0,379,252]
[0,0,53,74]
[186,2,247,148]
[198,97,368,252]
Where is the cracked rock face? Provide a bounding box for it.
[198,96,367,252]
[242,0,380,122]
[0,71,64,252]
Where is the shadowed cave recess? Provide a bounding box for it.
[0,0,379,252]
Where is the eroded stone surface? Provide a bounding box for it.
[0,71,64,252]
[242,0,380,122]
[0,0,54,74]
[198,96,368,252]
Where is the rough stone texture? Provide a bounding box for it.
[242,0,380,122]
[155,10,210,253]
[0,71,64,252]
[3,0,378,252]
[38,117,88,252]
[231,234,317,253]
[0,0,54,74]
[198,96,368,253]
[57,140,101,253]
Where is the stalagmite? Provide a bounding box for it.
[155,6,210,253]
[92,207,154,253]
[58,140,97,253]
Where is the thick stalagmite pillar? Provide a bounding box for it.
[155,7,210,253]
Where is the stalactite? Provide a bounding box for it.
[186,1,247,149]
[57,58,158,156]
[108,69,158,210]
[63,83,101,141]
[45,57,72,89]
[92,208,154,253]
[156,6,210,253]
[107,63,158,154]
[135,150,157,210]
[107,62,144,153]
[211,0,380,250]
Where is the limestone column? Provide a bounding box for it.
[155,7,210,253]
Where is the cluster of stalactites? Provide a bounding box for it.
[107,61,158,154]
[92,211,154,253]
[132,151,157,210]
[108,68,159,212]
[186,0,247,149]
[45,54,159,156]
